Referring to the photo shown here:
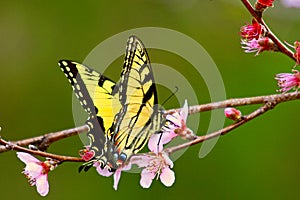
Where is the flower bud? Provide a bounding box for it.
[224,107,242,121]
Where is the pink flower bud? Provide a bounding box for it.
[240,20,262,41]
[79,147,95,161]
[256,0,274,8]
[224,108,242,121]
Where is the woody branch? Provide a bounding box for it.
[0,91,299,161]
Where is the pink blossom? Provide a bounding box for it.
[130,152,175,188]
[95,100,192,190]
[241,39,261,53]
[275,70,300,93]
[224,107,242,121]
[240,20,262,41]
[114,99,188,189]
[148,100,193,153]
[17,152,56,196]
[241,37,275,55]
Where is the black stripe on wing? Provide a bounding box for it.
[111,36,162,157]
[59,60,96,115]
[58,60,109,156]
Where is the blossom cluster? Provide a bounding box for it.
[240,20,274,55]
[107,100,192,190]
[240,1,276,54]
[240,0,300,93]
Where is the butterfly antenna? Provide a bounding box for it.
[161,86,179,106]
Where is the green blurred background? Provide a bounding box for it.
[1,0,300,199]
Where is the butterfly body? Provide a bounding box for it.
[59,36,164,171]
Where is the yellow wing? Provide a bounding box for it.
[112,36,163,164]
[58,60,121,156]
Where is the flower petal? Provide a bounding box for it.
[113,168,122,190]
[166,112,181,127]
[17,152,40,164]
[160,167,175,187]
[162,153,174,168]
[140,169,155,188]
[94,163,113,177]
[161,131,177,144]
[181,100,189,122]
[148,134,163,153]
[25,162,43,178]
[36,174,49,196]
[130,154,154,168]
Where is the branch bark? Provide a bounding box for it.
[165,100,276,154]
[0,92,299,161]
[166,92,300,115]
[0,125,88,153]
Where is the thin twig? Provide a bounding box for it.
[165,100,277,154]
[167,92,300,115]
[0,138,84,162]
[0,125,88,153]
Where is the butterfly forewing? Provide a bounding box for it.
[58,60,120,156]
[113,36,162,157]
